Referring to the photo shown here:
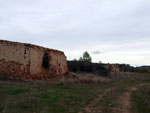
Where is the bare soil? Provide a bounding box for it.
[78,82,149,113]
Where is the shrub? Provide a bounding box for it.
[118,64,150,73]
[67,61,109,76]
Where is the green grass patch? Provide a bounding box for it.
[0,82,103,113]
[131,84,150,113]
[0,76,149,113]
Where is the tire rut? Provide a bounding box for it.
[119,86,138,113]
[78,89,110,113]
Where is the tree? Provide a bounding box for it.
[79,57,83,61]
[99,61,102,64]
[79,51,92,63]
[73,58,78,61]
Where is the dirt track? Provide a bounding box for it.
[78,83,149,113]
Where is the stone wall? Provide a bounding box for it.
[105,64,120,72]
[29,45,68,79]
[0,40,68,80]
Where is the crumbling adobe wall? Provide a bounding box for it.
[0,41,30,79]
[0,40,68,80]
[29,46,68,79]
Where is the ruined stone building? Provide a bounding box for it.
[0,40,68,80]
[105,64,120,72]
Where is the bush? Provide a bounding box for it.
[118,64,150,73]
[67,61,109,76]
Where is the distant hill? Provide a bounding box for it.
[139,66,150,68]
[138,66,150,73]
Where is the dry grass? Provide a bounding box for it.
[110,72,150,81]
[58,73,111,85]
[58,72,150,85]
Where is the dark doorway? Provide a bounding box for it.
[42,53,50,68]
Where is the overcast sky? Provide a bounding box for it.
[0,0,150,66]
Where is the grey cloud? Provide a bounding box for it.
[0,0,150,65]
[91,51,101,55]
